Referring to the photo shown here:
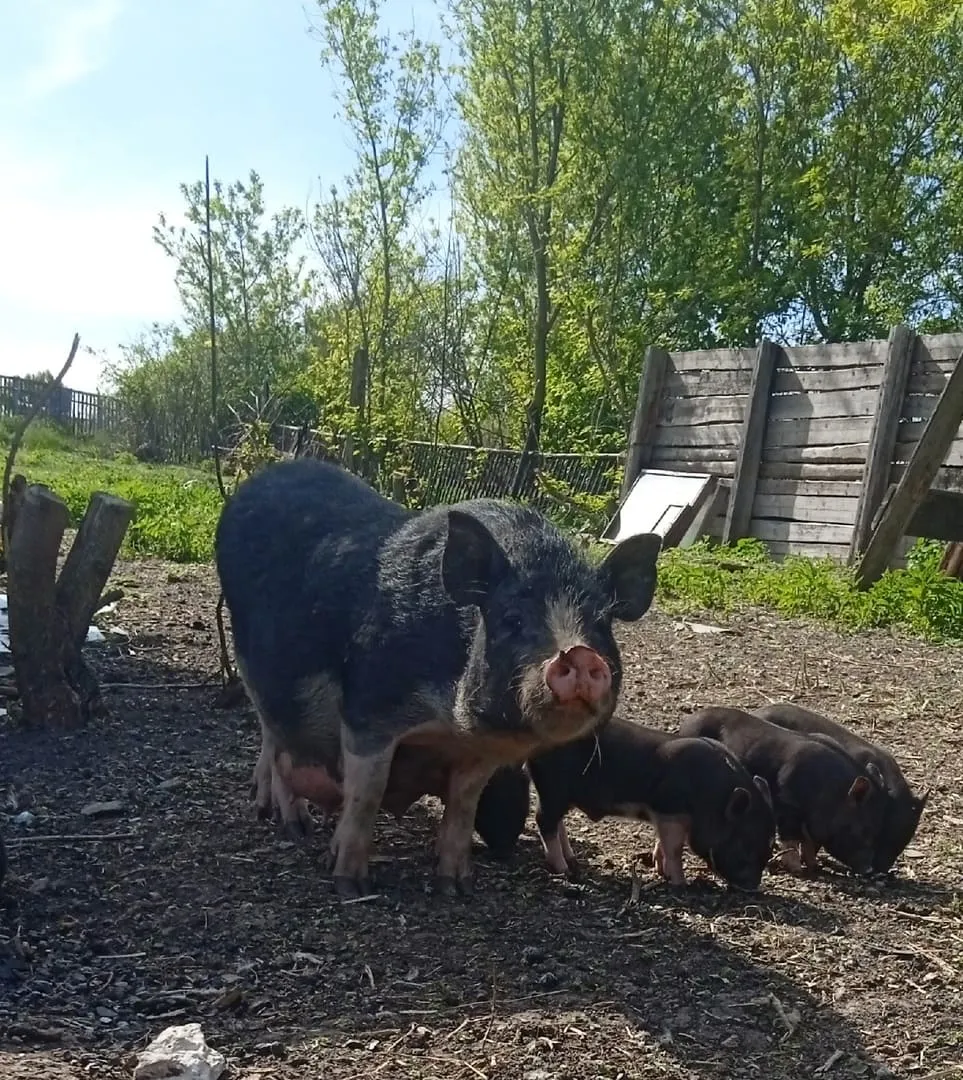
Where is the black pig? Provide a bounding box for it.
[751,702,927,872]
[216,458,661,898]
[678,707,886,876]
[526,717,776,890]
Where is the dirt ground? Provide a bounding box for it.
[1,555,962,1080]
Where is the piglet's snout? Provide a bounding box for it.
[544,645,612,706]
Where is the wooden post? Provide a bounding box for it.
[7,486,83,727]
[848,325,916,563]
[621,347,669,502]
[6,486,134,726]
[856,349,963,588]
[722,339,779,543]
[56,493,134,649]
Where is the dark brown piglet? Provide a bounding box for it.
[527,717,777,891]
[678,706,886,876]
[751,702,927,873]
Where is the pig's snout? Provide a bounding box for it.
[544,645,612,707]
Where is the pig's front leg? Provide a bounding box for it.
[653,817,688,886]
[435,761,497,896]
[330,735,394,899]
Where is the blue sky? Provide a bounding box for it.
[0,0,443,392]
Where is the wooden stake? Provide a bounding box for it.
[849,325,915,562]
[7,485,82,727]
[621,347,669,502]
[856,350,963,588]
[723,339,779,544]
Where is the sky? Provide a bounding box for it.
[0,0,444,393]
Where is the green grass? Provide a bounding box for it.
[656,535,963,644]
[5,421,963,643]
[0,421,222,563]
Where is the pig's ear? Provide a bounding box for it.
[442,509,499,608]
[726,787,752,820]
[598,532,662,622]
[752,775,773,809]
[865,762,885,789]
[847,775,872,803]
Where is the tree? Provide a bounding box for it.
[153,170,316,435]
[309,0,445,467]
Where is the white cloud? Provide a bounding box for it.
[0,137,182,391]
[20,0,124,102]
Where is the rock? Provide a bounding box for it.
[80,801,125,818]
[133,1023,226,1080]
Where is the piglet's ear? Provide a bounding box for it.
[442,509,500,609]
[726,787,752,820]
[865,762,886,789]
[598,532,662,622]
[752,775,773,809]
[847,775,872,803]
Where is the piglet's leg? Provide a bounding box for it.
[251,725,275,819]
[653,819,687,886]
[770,841,806,874]
[435,762,495,896]
[540,819,577,876]
[800,829,820,871]
[270,762,315,840]
[330,741,393,900]
[558,819,577,867]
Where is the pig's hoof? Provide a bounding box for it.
[334,875,371,900]
[564,860,582,883]
[435,874,472,898]
[281,818,312,844]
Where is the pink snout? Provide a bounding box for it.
[543,645,612,707]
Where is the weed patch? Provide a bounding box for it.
[657,537,963,643]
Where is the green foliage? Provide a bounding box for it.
[3,434,222,564]
[119,0,963,468]
[657,537,963,643]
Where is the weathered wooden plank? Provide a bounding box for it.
[758,461,868,482]
[907,370,952,396]
[764,416,874,448]
[901,394,941,423]
[849,324,916,563]
[622,346,669,501]
[765,540,851,562]
[757,478,864,497]
[670,347,757,373]
[764,443,870,465]
[724,340,778,543]
[652,449,742,479]
[650,446,738,470]
[768,389,879,422]
[918,333,963,361]
[773,367,882,394]
[654,422,745,448]
[658,395,746,427]
[857,349,963,587]
[751,518,853,545]
[752,493,859,525]
[663,369,753,399]
[780,340,888,369]
[894,438,963,468]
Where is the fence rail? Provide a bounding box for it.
[272,425,623,513]
[0,376,124,437]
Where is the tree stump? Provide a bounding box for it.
[6,484,134,727]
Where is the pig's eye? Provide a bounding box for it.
[501,611,524,634]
